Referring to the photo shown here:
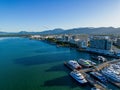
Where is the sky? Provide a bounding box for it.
[0,0,120,32]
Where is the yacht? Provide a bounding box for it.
[91,87,100,90]
[67,60,82,70]
[101,68,120,82]
[91,55,106,62]
[70,71,87,84]
[90,72,107,83]
[97,56,106,62]
[78,59,96,67]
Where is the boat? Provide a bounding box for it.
[90,72,107,83]
[78,59,96,67]
[91,55,106,62]
[67,60,82,70]
[101,67,120,83]
[70,71,87,84]
[86,60,96,66]
[97,56,106,62]
[91,87,100,90]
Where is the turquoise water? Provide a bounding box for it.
[0,37,119,90]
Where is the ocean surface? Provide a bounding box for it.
[0,37,119,90]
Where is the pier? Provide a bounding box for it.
[95,59,120,71]
[83,73,107,90]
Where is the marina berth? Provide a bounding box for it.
[70,71,87,84]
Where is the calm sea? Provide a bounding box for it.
[0,37,119,90]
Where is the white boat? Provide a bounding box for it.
[68,60,82,70]
[91,55,106,62]
[70,71,87,84]
[101,67,120,82]
[97,56,106,62]
[78,59,96,67]
[91,87,100,90]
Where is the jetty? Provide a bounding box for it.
[82,73,107,90]
[94,59,120,71]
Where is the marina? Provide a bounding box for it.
[64,58,120,90]
[1,37,120,90]
[30,35,120,89]
[1,0,120,90]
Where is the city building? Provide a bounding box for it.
[115,38,120,46]
[77,40,88,48]
[89,36,112,50]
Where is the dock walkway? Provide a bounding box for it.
[82,72,107,90]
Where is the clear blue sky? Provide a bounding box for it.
[0,0,120,32]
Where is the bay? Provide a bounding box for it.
[0,37,118,90]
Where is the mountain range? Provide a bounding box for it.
[0,27,120,35]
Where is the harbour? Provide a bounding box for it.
[30,35,120,90]
[1,37,120,90]
[1,0,120,90]
[0,37,93,90]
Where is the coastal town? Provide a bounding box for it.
[30,34,120,58]
[1,0,120,90]
[30,34,120,90]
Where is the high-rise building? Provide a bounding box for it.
[89,36,112,50]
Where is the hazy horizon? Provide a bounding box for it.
[0,26,120,33]
[0,0,120,32]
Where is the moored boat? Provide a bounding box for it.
[70,71,87,84]
[78,59,96,67]
[91,55,106,62]
[66,60,82,70]
[90,72,107,83]
[101,67,120,83]
[91,87,100,90]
